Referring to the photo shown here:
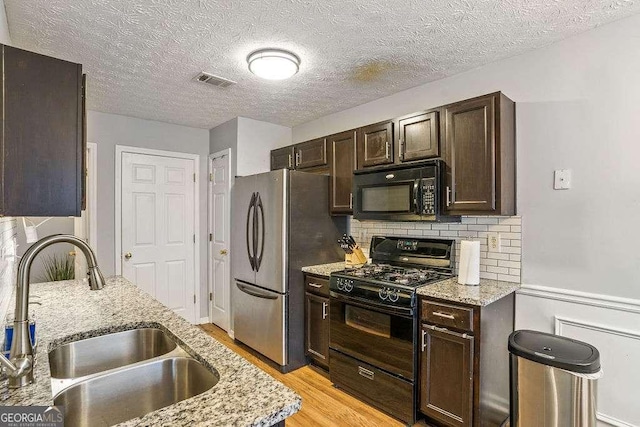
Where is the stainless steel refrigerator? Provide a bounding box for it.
[231,169,346,372]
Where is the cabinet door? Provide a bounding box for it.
[305,292,329,368]
[443,95,496,214]
[357,121,393,169]
[398,111,439,162]
[420,325,474,427]
[270,146,294,170]
[329,130,356,214]
[295,138,327,170]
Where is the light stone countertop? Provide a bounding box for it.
[415,277,520,306]
[302,262,519,306]
[301,262,348,277]
[3,276,301,426]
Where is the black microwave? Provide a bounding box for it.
[352,160,459,222]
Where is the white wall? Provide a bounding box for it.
[0,0,11,45]
[293,14,640,425]
[88,110,210,311]
[236,117,291,176]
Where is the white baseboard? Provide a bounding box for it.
[198,316,210,325]
[516,284,640,427]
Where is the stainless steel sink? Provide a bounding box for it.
[54,357,218,427]
[49,328,177,379]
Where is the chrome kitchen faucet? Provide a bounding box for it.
[0,234,105,388]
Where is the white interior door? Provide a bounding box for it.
[208,151,231,331]
[121,152,196,323]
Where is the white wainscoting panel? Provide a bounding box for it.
[516,285,640,427]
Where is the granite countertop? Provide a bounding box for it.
[4,277,301,426]
[416,277,520,306]
[301,262,348,278]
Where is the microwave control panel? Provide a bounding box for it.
[421,178,436,215]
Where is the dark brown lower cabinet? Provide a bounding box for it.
[305,290,329,369]
[419,294,515,427]
[420,325,474,427]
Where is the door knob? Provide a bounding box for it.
[220,249,228,255]
[124,252,132,260]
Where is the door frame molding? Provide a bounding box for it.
[115,145,201,323]
[208,148,233,332]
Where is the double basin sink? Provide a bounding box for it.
[48,327,219,426]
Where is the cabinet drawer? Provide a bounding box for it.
[330,350,413,423]
[421,300,474,332]
[304,274,329,297]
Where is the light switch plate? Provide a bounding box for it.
[488,232,501,252]
[554,169,572,190]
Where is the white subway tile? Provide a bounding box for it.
[421,230,440,237]
[498,260,520,269]
[487,252,510,260]
[482,259,498,266]
[509,268,521,276]
[497,274,520,283]
[448,224,468,231]
[461,217,477,224]
[511,240,521,247]
[509,254,521,261]
[480,272,498,280]
[488,225,511,232]
[431,224,449,230]
[510,226,522,233]
[487,266,510,274]
[458,231,479,239]
[468,225,488,231]
[475,218,499,225]
[415,223,432,230]
[439,231,459,237]
[497,217,521,226]
[500,232,521,240]
[502,246,521,254]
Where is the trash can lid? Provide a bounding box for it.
[508,330,601,374]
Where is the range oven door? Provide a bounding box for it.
[329,293,415,380]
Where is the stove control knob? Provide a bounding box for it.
[378,287,388,300]
[337,279,345,291]
[388,289,399,302]
[345,280,354,292]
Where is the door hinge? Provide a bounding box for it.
[209,233,212,242]
[209,173,213,181]
[193,294,196,304]
[193,173,196,182]
[193,234,196,243]
[209,292,212,301]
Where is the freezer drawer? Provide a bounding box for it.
[233,280,287,366]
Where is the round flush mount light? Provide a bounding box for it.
[247,49,300,80]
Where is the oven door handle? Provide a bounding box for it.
[329,291,414,317]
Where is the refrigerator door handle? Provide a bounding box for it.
[236,281,278,300]
[255,192,265,271]
[246,192,257,271]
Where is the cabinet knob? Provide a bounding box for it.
[124,252,132,260]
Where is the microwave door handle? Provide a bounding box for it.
[413,180,421,215]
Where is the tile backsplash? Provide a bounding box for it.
[350,216,522,283]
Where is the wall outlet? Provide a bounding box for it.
[554,169,572,190]
[488,232,501,252]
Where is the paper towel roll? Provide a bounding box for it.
[458,240,480,286]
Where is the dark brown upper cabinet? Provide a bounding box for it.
[294,137,327,170]
[270,146,294,170]
[442,92,515,216]
[0,45,85,217]
[397,110,439,162]
[356,120,394,169]
[328,130,357,215]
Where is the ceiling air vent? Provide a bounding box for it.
[193,72,236,88]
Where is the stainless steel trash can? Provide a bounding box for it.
[508,330,602,427]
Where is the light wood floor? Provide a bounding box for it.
[200,323,406,427]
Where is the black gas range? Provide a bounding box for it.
[328,236,455,424]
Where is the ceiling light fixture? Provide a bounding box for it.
[247,49,300,80]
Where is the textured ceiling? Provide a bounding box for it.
[4,0,640,129]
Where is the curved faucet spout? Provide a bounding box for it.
[1,234,105,389]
